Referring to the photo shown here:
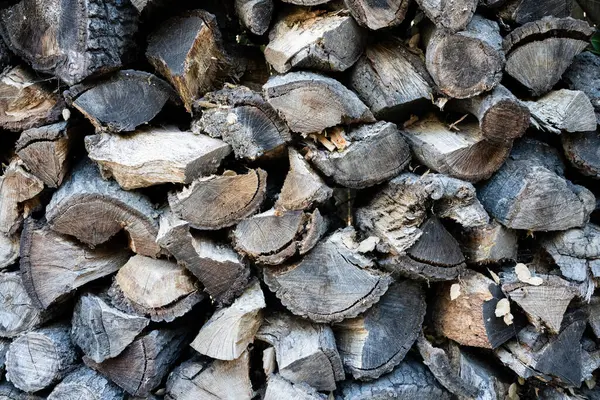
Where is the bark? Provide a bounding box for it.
[562,129,600,178]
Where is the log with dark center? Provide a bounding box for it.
[459,221,518,264]
[561,129,600,178]
[497,0,574,24]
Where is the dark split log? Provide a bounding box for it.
[168,169,267,230]
[108,254,202,322]
[264,374,327,400]
[263,228,392,323]
[344,0,410,30]
[47,366,125,400]
[0,272,49,338]
[305,122,411,188]
[460,221,518,264]
[425,15,504,98]
[334,280,426,380]
[265,9,364,73]
[256,312,344,390]
[525,89,596,134]
[235,0,273,35]
[46,161,161,257]
[0,382,43,400]
[561,129,600,178]
[0,338,7,378]
[564,52,600,124]
[85,126,232,189]
[416,0,477,32]
[146,10,229,112]
[502,17,594,96]
[497,0,574,25]
[263,71,375,134]
[64,70,177,133]
[71,292,150,363]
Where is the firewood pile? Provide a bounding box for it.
[0,0,599,398]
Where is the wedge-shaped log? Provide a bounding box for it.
[235,0,273,35]
[265,374,327,400]
[85,127,231,189]
[503,17,594,96]
[47,366,124,400]
[497,0,574,24]
[460,221,518,264]
[564,52,600,124]
[46,161,161,257]
[263,71,374,134]
[64,70,176,133]
[168,169,267,230]
[0,159,43,236]
[416,0,477,32]
[108,255,202,322]
[525,89,596,134]
[561,129,600,178]
[257,312,344,390]
[71,292,149,363]
[146,10,229,111]
[0,272,50,338]
[263,228,391,323]
[344,0,410,30]
[0,382,44,400]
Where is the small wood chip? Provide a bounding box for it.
[450,283,461,300]
[495,298,510,318]
[328,127,348,151]
[515,263,543,286]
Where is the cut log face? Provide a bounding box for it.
[334,280,426,380]
[525,89,597,134]
[85,328,189,397]
[349,40,433,120]
[416,0,478,32]
[265,9,365,74]
[146,10,229,111]
[0,272,47,338]
[64,70,177,133]
[502,17,594,96]
[305,122,411,188]
[0,382,44,400]
[0,0,137,85]
[71,292,150,363]
[5,324,78,393]
[498,0,574,24]
[402,113,511,182]
[46,160,161,257]
[257,312,344,390]
[561,129,600,178]
[460,220,518,264]
[344,0,410,30]
[191,281,265,360]
[193,86,291,161]
[0,234,19,270]
[108,254,202,322]
[165,352,253,400]
[168,169,267,230]
[265,374,327,400]
[263,71,375,134]
[564,52,600,124]
[263,228,392,323]
[235,0,273,35]
[47,366,125,400]
[85,126,232,189]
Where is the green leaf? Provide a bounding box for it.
[591,30,600,55]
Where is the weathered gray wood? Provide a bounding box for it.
[264,374,327,400]
[85,126,231,189]
[263,228,391,323]
[334,280,426,380]
[459,221,518,264]
[6,323,78,392]
[47,366,125,400]
[344,0,410,30]
[564,51,600,124]
[64,70,177,133]
[0,382,43,400]
[588,297,600,338]
[416,0,478,31]
[525,89,596,134]
[71,292,149,363]
[257,312,344,390]
[497,0,574,24]
[108,254,202,322]
[0,338,7,378]
[265,9,364,73]
[480,0,508,7]
[146,10,229,112]
[0,272,49,338]
[190,281,265,360]
[503,17,594,96]
[235,0,273,35]
[561,129,600,178]
[425,15,504,99]
[0,234,19,270]
[263,71,375,134]
[46,160,161,257]
[0,0,137,85]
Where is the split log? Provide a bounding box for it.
[588,298,600,338]
[232,209,326,265]
[168,169,267,230]
[156,210,250,305]
[85,127,232,189]
[0,0,137,85]
[71,292,150,363]
[425,15,504,99]
[265,9,364,73]
[0,235,18,270]
[460,221,518,264]
[165,352,253,400]
[0,272,49,338]
[235,0,273,35]
[190,281,265,360]
[275,149,332,211]
[64,70,177,133]
[448,84,529,145]
[108,254,202,322]
[564,52,600,124]
[279,0,330,4]
[502,17,594,96]
[263,228,392,323]
[45,160,161,257]
[497,0,574,24]
[305,122,411,188]
[256,312,344,390]
[263,71,375,134]
[146,10,229,112]
[20,219,130,309]
[344,0,410,30]
[0,382,43,400]
[334,280,426,380]
[0,338,7,379]
[416,0,477,32]
[561,129,600,178]
[478,138,595,231]
[265,374,327,400]
[85,328,189,397]
[349,40,433,120]
[402,113,511,182]
[5,324,78,392]
[192,85,291,160]
[47,366,125,400]
[480,0,509,7]
[525,89,596,134]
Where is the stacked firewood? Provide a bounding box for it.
[0,0,599,398]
